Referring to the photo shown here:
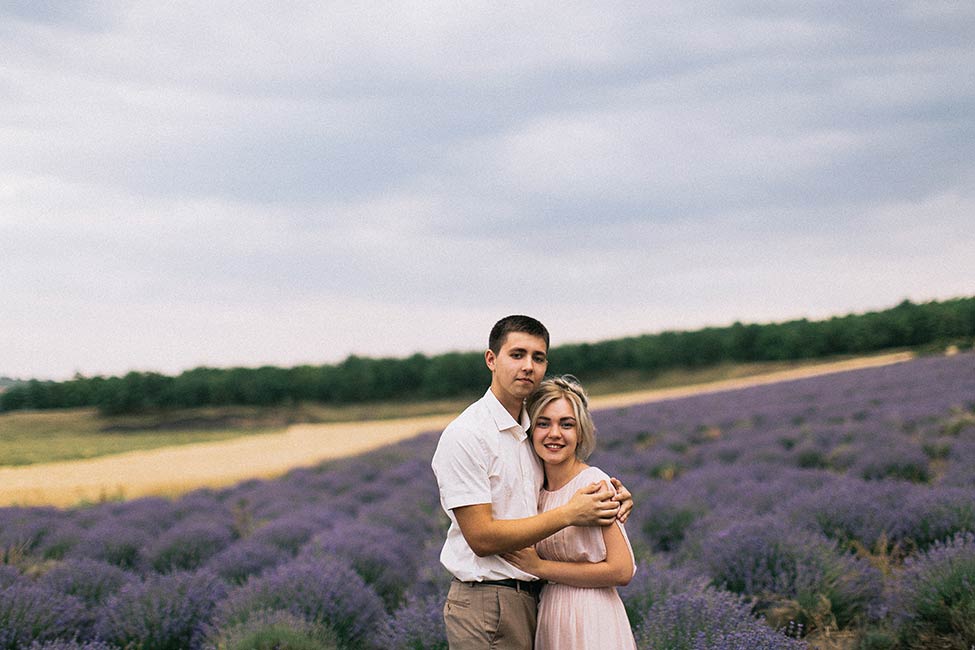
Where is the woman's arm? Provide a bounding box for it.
[502,522,635,588]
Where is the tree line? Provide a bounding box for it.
[2,296,972,415]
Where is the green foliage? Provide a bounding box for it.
[855,626,898,650]
[2,296,972,415]
[206,610,338,650]
[641,505,703,552]
[896,534,975,650]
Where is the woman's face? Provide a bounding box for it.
[531,397,579,466]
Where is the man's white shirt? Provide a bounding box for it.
[432,388,545,582]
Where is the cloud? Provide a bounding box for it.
[1,1,972,378]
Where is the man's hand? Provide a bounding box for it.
[501,546,543,575]
[610,477,633,524]
[564,480,620,526]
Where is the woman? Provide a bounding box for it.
[503,375,637,650]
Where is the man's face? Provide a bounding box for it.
[486,331,549,407]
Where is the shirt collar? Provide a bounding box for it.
[483,388,530,440]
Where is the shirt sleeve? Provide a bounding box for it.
[432,425,493,511]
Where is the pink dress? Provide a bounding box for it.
[535,466,637,650]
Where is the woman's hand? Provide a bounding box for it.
[502,546,543,574]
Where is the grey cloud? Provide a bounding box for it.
[2,1,973,377]
[0,0,115,30]
[4,1,971,211]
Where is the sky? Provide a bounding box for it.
[2,1,973,380]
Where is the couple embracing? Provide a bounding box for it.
[432,315,637,649]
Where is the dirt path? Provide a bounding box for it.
[0,352,913,508]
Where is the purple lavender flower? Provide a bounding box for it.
[942,439,975,487]
[203,538,290,584]
[33,520,85,561]
[97,496,182,535]
[0,565,19,589]
[145,518,235,572]
[894,488,975,550]
[215,557,385,650]
[66,520,152,571]
[403,539,453,601]
[299,522,417,609]
[695,517,882,628]
[0,581,89,649]
[633,589,807,650]
[38,558,134,606]
[637,498,707,553]
[854,443,932,483]
[888,532,975,648]
[355,463,444,542]
[171,490,233,525]
[689,627,808,650]
[374,594,448,650]
[94,569,227,650]
[0,506,62,556]
[246,509,333,554]
[619,560,710,630]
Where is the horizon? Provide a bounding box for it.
[3,293,966,382]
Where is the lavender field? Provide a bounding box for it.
[1,353,974,650]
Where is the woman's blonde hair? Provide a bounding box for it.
[526,375,596,461]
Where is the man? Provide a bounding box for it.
[432,315,632,649]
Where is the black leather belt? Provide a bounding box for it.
[473,578,543,597]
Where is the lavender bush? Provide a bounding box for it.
[204,539,290,585]
[403,538,453,601]
[66,520,152,571]
[203,609,338,650]
[214,557,385,650]
[299,521,417,609]
[37,558,133,606]
[889,532,975,649]
[638,498,707,552]
[33,521,85,560]
[0,565,19,588]
[619,560,710,630]
[146,518,236,572]
[781,479,909,551]
[374,594,448,650]
[0,581,89,649]
[633,589,807,650]
[693,517,882,627]
[0,507,62,558]
[892,489,975,551]
[94,570,227,650]
[245,509,332,554]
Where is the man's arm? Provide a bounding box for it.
[610,477,633,523]
[453,481,620,557]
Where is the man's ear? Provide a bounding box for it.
[484,349,496,372]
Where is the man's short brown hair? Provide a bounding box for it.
[488,315,550,354]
